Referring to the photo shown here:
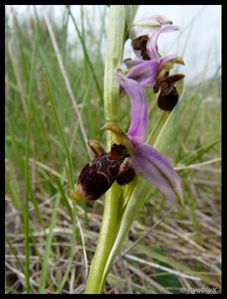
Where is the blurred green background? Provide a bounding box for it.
[5,5,221,294]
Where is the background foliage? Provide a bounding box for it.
[5,5,221,294]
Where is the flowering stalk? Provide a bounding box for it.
[84,6,138,294]
[75,9,184,294]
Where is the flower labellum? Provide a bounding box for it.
[131,35,150,60]
[68,142,135,201]
[154,73,185,111]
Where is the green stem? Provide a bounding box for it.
[101,184,144,286]
[146,111,170,146]
[84,5,138,294]
[84,184,120,294]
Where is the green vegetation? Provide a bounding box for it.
[5,5,221,294]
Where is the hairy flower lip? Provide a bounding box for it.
[69,142,135,202]
[157,86,179,111]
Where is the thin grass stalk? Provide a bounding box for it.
[55,203,77,293]
[41,71,78,293]
[43,10,91,157]
[38,194,61,293]
[24,23,37,294]
[43,70,74,187]
[66,6,103,103]
[5,236,25,275]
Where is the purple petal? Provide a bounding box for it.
[146,24,179,60]
[115,72,147,145]
[123,58,144,69]
[155,15,173,25]
[132,143,183,204]
[126,60,160,88]
[120,59,147,98]
[129,15,173,40]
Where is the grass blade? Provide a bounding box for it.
[43,9,91,157]
[38,194,60,293]
[43,69,74,187]
[66,6,103,103]
[23,22,38,294]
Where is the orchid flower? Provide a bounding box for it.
[122,16,185,111]
[102,71,183,205]
[129,15,176,60]
[68,70,183,205]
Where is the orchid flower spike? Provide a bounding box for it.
[123,15,185,111]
